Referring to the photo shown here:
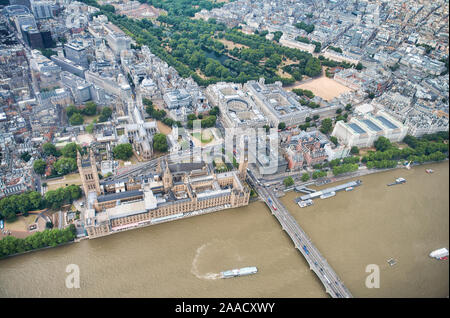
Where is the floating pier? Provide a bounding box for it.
[294,186,316,194]
[295,180,362,202]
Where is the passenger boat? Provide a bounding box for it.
[220,267,258,278]
[429,248,449,260]
[298,199,314,208]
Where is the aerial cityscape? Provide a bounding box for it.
[0,0,448,300]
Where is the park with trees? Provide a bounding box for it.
[0,224,77,258]
[81,0,326,87]
[35,142,82,177]
[0,185,82,222]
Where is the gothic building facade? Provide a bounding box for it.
[80,157,250,239]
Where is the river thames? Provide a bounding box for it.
[0,162,448,297]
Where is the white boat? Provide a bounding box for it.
[345,187,354,191]
[220,267,258,278]
[387,177,406,186]
[320,191,336,199]
[425,169,434,174]
[429,248,449,260]
[298,199,314,208]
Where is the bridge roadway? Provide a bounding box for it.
[247,172,353,298]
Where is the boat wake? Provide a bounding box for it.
[191,242,221,280]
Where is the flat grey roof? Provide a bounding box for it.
[97,190,143,203]
[362,119,382,132]
[349,123,366,134]
[376,116,397,129]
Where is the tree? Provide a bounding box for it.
[82,101,97,116]
[54,157,77,175]
[0,224,77,258]
[292,88,314,99]
[312,170,327,179]
[304,57,322,77]
[356,62,363,70]
[345,104,352,111]
[294,22,315,33]
[61,143,81,159]
[201,115,217,128]
[283,176,294,187]
[20,152,31,162]
[44,185,81,210]
[278,122,286,130]
[98,107,112,122]
[301,173,310,182]
[272,31,283,43]
[42,143,59,157]
[350,146,359,155]
[367,92,375,99]
[312,41,321,53]
[329,46,343,53]
[320,118,333,135]
[330,136,338,146]
[66,105,79,119]
[39,48,57,59]
[29,191,42,210]
[69,113,84,126]
[296,36,310,44]
[153,133,168,152]
[33,159,46,175]
[113,143,133,160]
[143,98,153,107]
[86,122,94,133]
[374,136,392,152]
[209,106,220,116]
[332,163,358,176]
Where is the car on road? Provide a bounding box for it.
[302,245,310,255]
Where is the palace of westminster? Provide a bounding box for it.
[77,150,251,239]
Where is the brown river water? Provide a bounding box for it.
[0,162,448,297]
